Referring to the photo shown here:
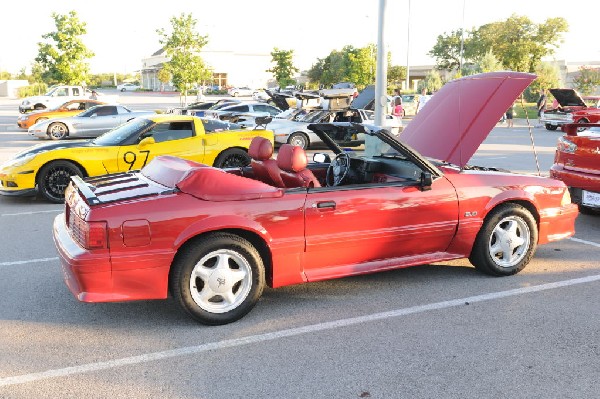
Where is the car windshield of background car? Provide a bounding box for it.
[93,118,154,146]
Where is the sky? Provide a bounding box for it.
[0,0,597,75]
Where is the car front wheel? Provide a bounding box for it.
[469,203,538,276]
[545,124,558,131]
[37,161,82,203]
[48,122,69,140]
[169,233,265,325]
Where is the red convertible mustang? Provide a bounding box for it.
[53,72,578,325]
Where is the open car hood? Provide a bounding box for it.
[401,72,535,167]
[549,88,587,107]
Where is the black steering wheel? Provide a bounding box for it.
[326,152,351,187]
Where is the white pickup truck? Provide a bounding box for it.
[18,85,118,113]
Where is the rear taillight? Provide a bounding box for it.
[557,136,577,154]
[86,221,108,249]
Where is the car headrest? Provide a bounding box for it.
[277,144,307,172]
[248,137,273,161]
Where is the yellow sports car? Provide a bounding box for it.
[16,99,106,129]
[1,114,274,202]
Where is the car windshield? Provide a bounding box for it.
[311,123,404,159]
[93,118,154,146]
[300,110,330,123]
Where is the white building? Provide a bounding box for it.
[141,48,273,91]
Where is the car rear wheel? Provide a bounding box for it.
[48,122,69,140]
[576,118,589,132]
[469,204,537,276]
[288,132,309,149]
[37,161,82,203]
[213,148,251,168]
[545,124,558,131]
[169,233,265,325]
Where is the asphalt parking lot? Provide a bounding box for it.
[0,93,598,398]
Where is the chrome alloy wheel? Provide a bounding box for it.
[487,215,531,268]
[189,249,253,314]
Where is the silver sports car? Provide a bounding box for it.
[28,105,156,140]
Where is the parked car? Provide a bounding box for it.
[401,94,418,116]
[52,71,578,325]
[269,89,401,149]
[227,87,254,97]
[18,85,117,113]
[252,90,270,101]
[28,105,155,140]
[204,102,282,121]
[116,83,140,92]
[1,115,273,202]
[550,122,600,213]
[16,99,107,129]
[541,89,600,131]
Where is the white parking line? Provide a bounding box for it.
[569,237,600,249]
[0,257,58,267]
[1,209,62,217]
[1,273,599,387]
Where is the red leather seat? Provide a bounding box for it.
[277,144,321,188]
[248,137,284,188]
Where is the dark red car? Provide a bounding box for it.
[541,88,600,131]
[53,72,578,325]
[550,122,600,213]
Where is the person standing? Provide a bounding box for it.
[416,88,431,114]
[392,97,403,124]
[536,89,547,127]
[505,103,514,128]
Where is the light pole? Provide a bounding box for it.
[405,0,411,91]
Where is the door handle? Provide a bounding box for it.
[315,201,336,209]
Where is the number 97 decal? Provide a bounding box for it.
[123,150,151,170]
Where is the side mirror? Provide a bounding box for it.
[313,153,331,163]
[138,137,155,148]
[420,172,433,191]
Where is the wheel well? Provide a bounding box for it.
[487,200,540,229]
[171,229,274,287]
[35,159,88,184]
[214,146,249,163]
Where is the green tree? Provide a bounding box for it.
[266,48,299,88]
[572,66,600,95]
[532,62,561,91]
[387,65,406,90]
[474,15,568,72]
[157,68,172,92]
[307,44,378,88]
[157,13,210,101]
[418,70,443,93]
[35,11,94,85]
[428,29,474,71]
[430,15,568,73]
[478,50,504,73]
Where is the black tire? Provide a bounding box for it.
[213,148,250,168]
[288,132,309,149]
[469,203,538,276]
[34,104,46,110]
[232,92,238,97]
[576,119,589,132]
[37,161,83,203]
[120,88,126,92]
[169,233,265,325]
[545,124,558,131]
[48,122,69,140]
